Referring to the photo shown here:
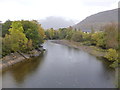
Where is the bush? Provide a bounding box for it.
[71,31,83,42]
[104,23,118,49]
[91,32,106,48]
[83,33,91,41]
[110,61,118,68]
[104,49,118,61]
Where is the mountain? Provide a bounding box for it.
[39,16,75,30]
[73,8,118,32]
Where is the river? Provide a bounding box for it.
[1,41,115,88]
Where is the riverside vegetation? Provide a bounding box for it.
[1,20,45,59]
[1,20,120,88]
[45,23,119,68]
[1,21,119,68]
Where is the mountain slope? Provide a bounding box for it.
[73,9,118,32]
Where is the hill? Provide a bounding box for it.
[73,9,118,32]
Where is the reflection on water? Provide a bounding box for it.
[2,53,46,87]
[2,41,115,88]
[4,53,45,84]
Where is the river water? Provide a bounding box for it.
[1,41,115,88]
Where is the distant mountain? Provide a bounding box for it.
[39,16,75,30]
[73,9,118,32]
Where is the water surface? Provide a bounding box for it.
[1,41,115,88]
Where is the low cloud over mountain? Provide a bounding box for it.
[39,16,75,30]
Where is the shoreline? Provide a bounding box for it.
[0,48,45,70]
[52,40,120,69]
[53,40,120,87]
[51,40,106,58]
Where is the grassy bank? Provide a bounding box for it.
[52,40,106,57]
[52,40,120,68]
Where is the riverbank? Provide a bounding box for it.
[52,40,120,68]
[0,48,45,70]
[52,40,106,58]
[52,40,120,87]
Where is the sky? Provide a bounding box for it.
[0,0,119,23]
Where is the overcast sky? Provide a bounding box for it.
[0,0,119,23]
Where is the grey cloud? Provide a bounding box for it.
[39,16,75,29]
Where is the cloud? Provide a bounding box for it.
[39,16,75,29]
[0,0,118,22]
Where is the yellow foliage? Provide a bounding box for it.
[27,39,33,50]
[104,49,118,61]
[37,24,45,38]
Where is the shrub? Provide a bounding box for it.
[104,23,118,49]
[83,33,91,41]
[91,32,106,48]
[104,49,118,61]
[71,31,83,42]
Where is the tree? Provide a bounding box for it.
[2,20,45,57]
[104,23,118,49]
[53,30,60,39]
[37,24,45,38]
[32,20,45,40]
[49,28,54,39]
[91,32,106,48]
[83,33,91,41]
[58,28,68,39]
[7,21,28,52]
[21,20,44,48]
[2,34,12,56]
[65,29,75,40]
[2,20,12,37]
[45,30,51,39]
[27,39,33,50]
[71,31,83,42]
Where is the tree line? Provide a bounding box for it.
[1,20,119,67]
[45,23,119,68]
